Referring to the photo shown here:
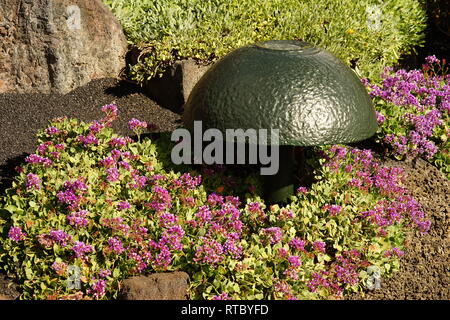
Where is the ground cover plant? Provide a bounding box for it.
[102,0,426,83]
[364,56,450,179]
[0,105,430,300]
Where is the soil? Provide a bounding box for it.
[0,78,181,195]
[347,158,450,300]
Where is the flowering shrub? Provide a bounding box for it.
[362,56,450,179]
[0,106,429,300]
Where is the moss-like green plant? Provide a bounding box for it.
[102,0,426,84]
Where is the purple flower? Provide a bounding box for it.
[312,241,326,253]
[223,239,242,259]
[360,78,370,86]
[110,149,122,160]
[71,241,93,258]
[211,292,230,300]
[116,201,131,211]
[118,161,130,170]
[375,111,385,124]
[145,186,172,212]
[48,230,71,247]
[325,205,342,216]
[107,237,124,254]
[307,271,330,293]
[44,126,60,135]
[51,261,68,275]
[25,154,53,167]
[287,255,301,268]
[288,238,306,252]
[207,193,224,206]
[89,279,106,299]
[175,173,202,189]
[195,206,212,224]
[105,167,119,182]
[384,248,405,258]
[425,55,440,65]
[246,202,262,213]
[128,118,148,131]
[261,227,282,245]
[335,265,359,286]
[109,137,132,148]
[99,269,111,278]
[193,237,224,265]
[100,104,118,124]
[160,225,185,251]
[8,226,26,242]
[296,187,308,194]
[37,141,53,155]
[88,120,105,133]
[158,212,177,228]
[76,134,98,146]
[278,247,288,258]
[56,178,87,210]
[99,157,115,167]
[25,173,41,191]
[152,245,172,270]
[66,210,89,228]
[130,173,147,189]
[101,104,118,115]
[274,281,290,294]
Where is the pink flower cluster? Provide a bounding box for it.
[25,154,53,167]
[71,241,93,258]
[8,226,26,242]
[56,178,88,211]
[362,56,449,160]
[25,173,41,191]
[66,210,89,228]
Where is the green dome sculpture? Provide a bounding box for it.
[183,40,377,146]
[183,40,377,203]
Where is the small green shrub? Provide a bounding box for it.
[0,106,430,299]
[102,0,426,84]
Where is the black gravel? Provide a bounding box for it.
[0,78,181,194]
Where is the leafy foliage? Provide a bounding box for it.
[102,0,426,84]
[364,56,450,179]
[0,106,429,299]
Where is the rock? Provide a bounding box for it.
[0,0,128,94]
[144,59,210,112]
[119,272,189,300]
[0,273,20,300]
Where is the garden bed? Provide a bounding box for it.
[0,77,448,300]
[0,1,449,299]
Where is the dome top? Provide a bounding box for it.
[183,40,377,146]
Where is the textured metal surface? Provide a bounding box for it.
[183,40,377,146]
